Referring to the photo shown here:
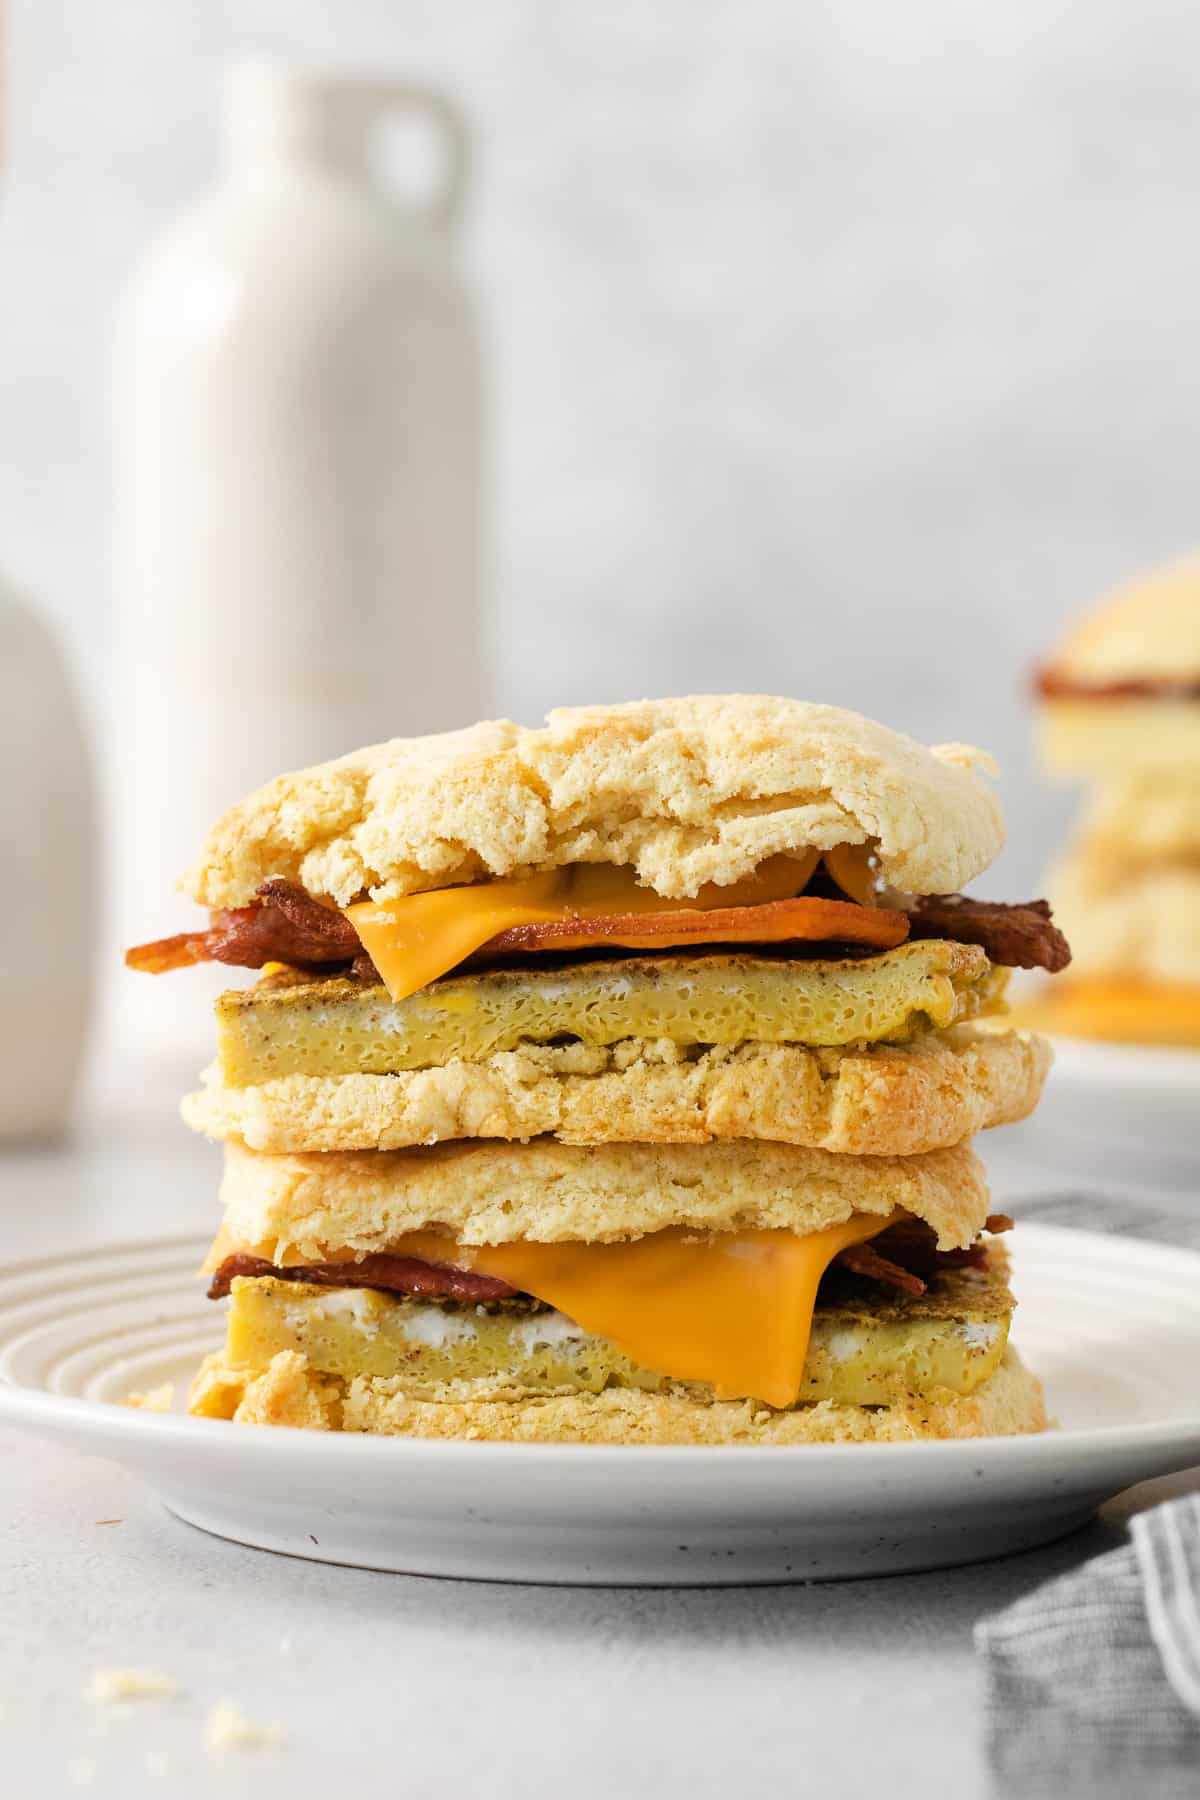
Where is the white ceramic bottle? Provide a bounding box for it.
[111,60,482,1064]
[0,574,95,1137]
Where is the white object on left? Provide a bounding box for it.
[110,60,483,1071]
[0,574,94,1138]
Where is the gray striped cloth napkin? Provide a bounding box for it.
[975,1190,1200,1797]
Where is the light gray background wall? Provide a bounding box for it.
[3,1,1199,897]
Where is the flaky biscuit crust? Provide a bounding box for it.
[185,1026,1050,1158]
[183,696,1004,908]
[190,1346,1047,1442]
[215,1134,990,1259]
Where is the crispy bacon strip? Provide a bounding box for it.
[124,930,222,975]
[207,1252,519,1304]
[833,1213,1012,1296]
[126,867,1065,987]
[836,1241,927,1296]
[478,895,909,959]
[127,885,909,978]
[212,1216,1017,1308]
[126,881,359,975]
[255,878,362,947]
[908,894,1071,972]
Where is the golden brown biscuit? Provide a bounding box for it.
[214,1134,991,1260]
[183,696,1004,908]
[185,1025,1050,1157]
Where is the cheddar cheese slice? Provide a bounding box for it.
[212,1214,893,1410]
[345,850,889,1003]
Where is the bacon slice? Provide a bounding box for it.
[832,1214,1012,1296]
[126,881,358,975]
[908,894,1071,972]
[835,1240,927,1296]
[207,1251,519,1304]
[255,878,363,948]
[124,930,224,975]
[126,870,1065,986]
[211,1215,1016,1309]
[128,884,909,979]
[476,895,909,959]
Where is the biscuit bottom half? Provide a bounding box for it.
[187,949,1037,1160]
[191,1248,1048,1444]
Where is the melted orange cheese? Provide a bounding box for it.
[822,842,880,906]
[344,848,882,1003]
[381,1214,891,1409]
[1022,978,1200,1048]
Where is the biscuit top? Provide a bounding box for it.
[1043,556,1200,687]
[184,695,1005,908]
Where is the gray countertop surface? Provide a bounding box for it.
[2,1097,1198,1800]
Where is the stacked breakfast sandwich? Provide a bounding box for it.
[129,696,1069,1444]
[1036,559,1200,1045]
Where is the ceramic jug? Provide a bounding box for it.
[0,574,94,1136]
[111,60,482,1063]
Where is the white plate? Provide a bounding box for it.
[1019,1038,1200,1189]
[0,1226,1197,1585]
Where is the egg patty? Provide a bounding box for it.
[215,942,1005,1085]
[195,1245,1013,1412]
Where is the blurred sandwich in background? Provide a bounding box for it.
[1034,558,1200,1045]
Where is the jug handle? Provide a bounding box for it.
[366,82,469,231]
